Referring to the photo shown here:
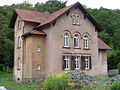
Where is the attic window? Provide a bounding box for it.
[72,14,80,25]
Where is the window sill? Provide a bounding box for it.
[72,23,80,26]
[83,48,90,50]
[63,47,71,49]
[17,28,21,30]
[17,47,21,49]
[74,47,81,49]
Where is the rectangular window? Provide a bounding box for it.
[18,36,21,48]
[81,56,92,70]
[73,15,76,24]
[18,57,20,70]
[85,56,89,69]
[64,56,70,70]
[17,20,21,29]
[75,56,80,69]
[76,16,80,24]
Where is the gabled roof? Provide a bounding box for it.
[9,9,50,28]
[22,30,47,37]
[98,38,112,50]
[9,2,103,31]
[35,2,103,32]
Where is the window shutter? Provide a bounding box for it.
[81,56,85,70]
[71,56,75,70]
[62,56,65,70]
[89,56,92,69]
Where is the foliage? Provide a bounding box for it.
[35,0,67,13]
[111,81,120,90]
[43,73,71,90]
[118,63,120,74]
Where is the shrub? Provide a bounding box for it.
[118,63,120,74]
[43,73,71,90]
[111,81,120,90]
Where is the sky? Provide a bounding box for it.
[0,0,120,9]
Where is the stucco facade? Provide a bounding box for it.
[11,2,111,82]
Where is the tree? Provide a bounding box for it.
[35,0,67,13]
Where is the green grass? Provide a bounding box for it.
[81,76,111,90]
[0,81,42,90]
[0,71,13,79]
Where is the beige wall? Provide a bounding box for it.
[43,6,107,77]
[14,6,108,82]
[14,16,23,82]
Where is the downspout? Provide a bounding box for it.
[22,21,25,82]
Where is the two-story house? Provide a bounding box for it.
[9,2,111,82]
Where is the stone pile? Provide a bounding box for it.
[105,75,120,84]
[67,70,96,85]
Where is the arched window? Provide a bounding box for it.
[84,35,88,48]
[64,33,69,47]
[74,34,79,48]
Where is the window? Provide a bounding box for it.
[18,36,21,48]
[18,57,20,70]
[37,46,40,52]
[64,33,69,47]
[37,65,40,70]
[76,16,80,24]
[64,56,69,70]
[17,20,21,29]
[85,56,89,69]
[74,34,79,48]
[84,35,88,48]
[81,56,92,70]
[72,15,76,24]
[72,14,80,25]
[75,56,80,69]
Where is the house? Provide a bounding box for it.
[9,2,111,82]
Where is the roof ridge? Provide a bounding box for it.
[14,8,49,14]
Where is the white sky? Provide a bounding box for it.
[0,0,120,9]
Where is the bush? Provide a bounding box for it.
[111,81,120,90]
[43,73,72,90]
[118,63,120,74]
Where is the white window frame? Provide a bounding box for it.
[64,56,69,70]
[18,57,20,70]
[74,34,79,48]
[75,56,80,69]
[85,56,89,69]
[64,33,69,47]
[73,15,76,24]
[18,36,21,48]
[76,15,79,24]
[84,36,88,48]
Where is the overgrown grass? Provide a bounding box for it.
[81,76,111,90]
[0,81,42,90]
[0,71,13,79]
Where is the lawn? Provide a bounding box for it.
[0,71,13,79]
[0,81,42,90]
